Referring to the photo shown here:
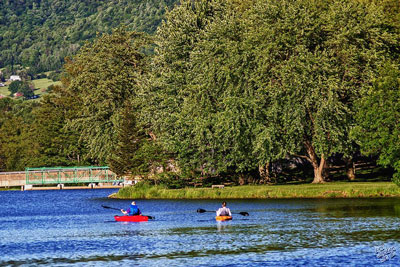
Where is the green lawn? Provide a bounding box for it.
[111,182,400,199]
[32,78,61,95]
[0,84,9,97]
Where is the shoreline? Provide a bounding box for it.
[0,185,123,191]
[108,194,400,200]
[109,182,400,199]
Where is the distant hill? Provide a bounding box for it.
[0,0,179,73]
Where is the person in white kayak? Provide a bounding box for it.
[216,201,232,216]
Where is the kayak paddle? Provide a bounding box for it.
[102,205,155,219]
[197,208,249,216]
[102,205,121,211]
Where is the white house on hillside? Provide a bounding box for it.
[10,75,21,81]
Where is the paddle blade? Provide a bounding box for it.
[146,215,155,220]
[102,205,121,211]
[239,212,249,216]
[197,208,207,213]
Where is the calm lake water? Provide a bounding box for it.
[1,189,400,266]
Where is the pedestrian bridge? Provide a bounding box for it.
[0,166,123,187]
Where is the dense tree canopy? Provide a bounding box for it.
[353,64,400,184]
[173,0,258,175]
[143,1,220,177]
[146,0,399,183]
[28,86,89,167]
[247,0,399,182]
[63,27,151,164]
[0,99,39,171]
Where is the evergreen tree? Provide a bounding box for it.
[109,102,144,177]
[109,101,167,177]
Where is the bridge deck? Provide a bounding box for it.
[0,166,122,187]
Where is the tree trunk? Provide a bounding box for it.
[346,158,356,180]
[258,162,271,184]
[265,162,271,184]
[258,165,265,182]
[149,131,157,141]
[304,140,326,183]
[238,174,246,185]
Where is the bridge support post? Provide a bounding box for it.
[21,185,33,191]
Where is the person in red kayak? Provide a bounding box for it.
[216,201,232,216]
[121,201,141,216]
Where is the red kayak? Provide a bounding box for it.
[114,215,149,222]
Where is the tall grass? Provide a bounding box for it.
[110,182,400,199]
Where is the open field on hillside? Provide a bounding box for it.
[0,78,61,98]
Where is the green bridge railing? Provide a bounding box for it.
[25,166,122,185]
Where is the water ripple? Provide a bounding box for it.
[0,190,399,266]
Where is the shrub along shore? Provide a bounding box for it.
[109,182,400,199]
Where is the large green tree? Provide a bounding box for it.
[145,0,224,176]
[63,27,150,164]
[177,1,259,175]
[247,0,399,183]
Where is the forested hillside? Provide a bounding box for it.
[0,0,178,73]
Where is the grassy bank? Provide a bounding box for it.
[0,187,19,191]
[110,182,400,199]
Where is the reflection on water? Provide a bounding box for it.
[0,190,400,266]
[216,221,230,232]
[313,200,400,218]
